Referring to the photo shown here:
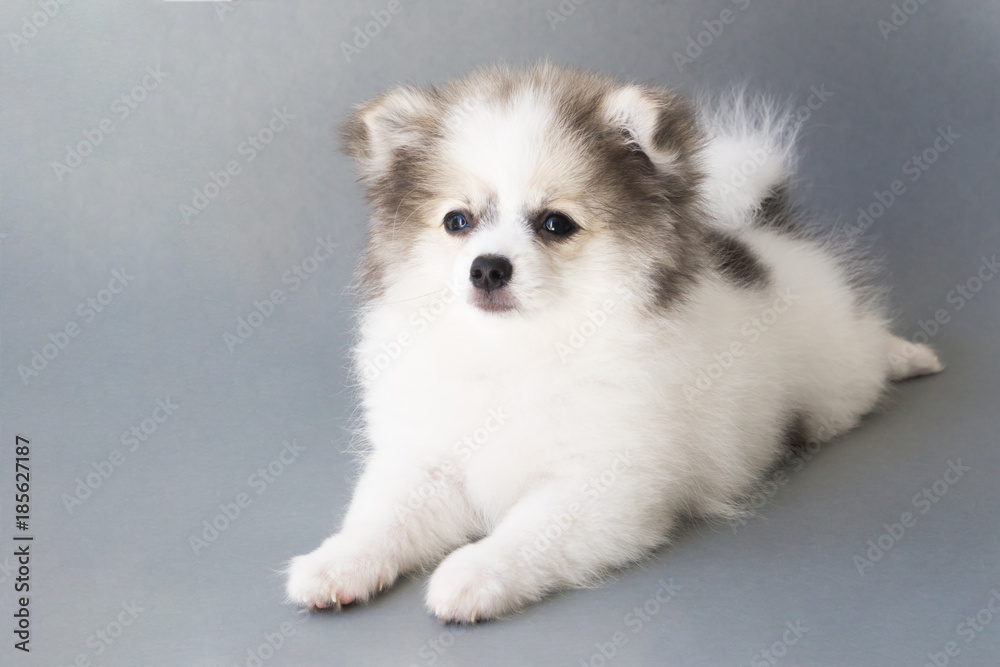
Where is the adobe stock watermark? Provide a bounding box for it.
[8,0,72,54]
[179,106,295,224]
[50,65,168,182]
[17,267,134,385]
[442,99,477,134]
[189,439,306,556]
[578,578,682,667]
[223,235,337,353]
[546,0,589,31]
[714,84,833,201]
[232,616,306,667]
[936,255,1000,314]
[750,619,810,667]
[889,253,999,371]
[62,397,180,514]
[921,586,1000,667]
[728,415,841,532]
[341,0,410,63]
[784,84,834,134]
[555,301,616,362]
[519,451,633,562]
[683,288,798,403]
[672,0,753,72]
[358,280,462,382]
[55,600,145,667]
[853,459,970,575]
[845,126,959,239]
[0,555,17,586]
[877,0,931,40]
[215,0,245,22]
[393,407,510,525]
[407,625,471,667]
[555,280,632,363]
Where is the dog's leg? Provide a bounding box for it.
[425,471,671,622]
[887,334,944,380]
[286,452,477,610]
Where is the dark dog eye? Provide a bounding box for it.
[444,211,470,233]
[542,213,577,236]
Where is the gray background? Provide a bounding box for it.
[1,1,998,665]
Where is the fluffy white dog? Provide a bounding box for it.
[285,64,942,622]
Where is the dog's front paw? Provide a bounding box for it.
[285,535,396,611]
[425,543,527,623]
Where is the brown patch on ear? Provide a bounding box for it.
[653,95,705,208]
[586,84,715,311]
[339,109,370,164]
[600,85,705,213]
[652,96,700,157]
[338,85,440,183]
[337,85,443,302]
[603,86,703,162]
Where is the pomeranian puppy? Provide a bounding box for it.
[285,64,942,622]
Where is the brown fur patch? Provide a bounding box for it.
[340,64,719,308]
[704,229,771,289]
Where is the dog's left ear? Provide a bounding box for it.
[601,85,701,173]
[341,85,439,182]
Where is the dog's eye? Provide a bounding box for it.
[444,211,470,233]
[542,213,577,236]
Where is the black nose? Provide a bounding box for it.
[470,254,513,292]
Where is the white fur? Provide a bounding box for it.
[603,85,683,169]
[286,78,941,622]
[699,90,799,229]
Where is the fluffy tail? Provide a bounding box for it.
[697,90,799,230]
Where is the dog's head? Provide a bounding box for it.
[343,64,705,319]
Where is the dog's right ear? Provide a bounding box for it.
[341,85,438,182]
